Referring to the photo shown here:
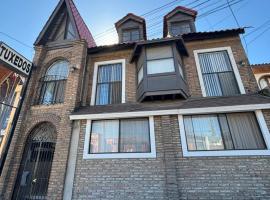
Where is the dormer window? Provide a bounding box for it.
[171,21,191,36]
[122,28,140,42]
[115,13,146,43]
[163,6,197,37]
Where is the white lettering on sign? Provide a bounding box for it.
[0,42,32,76]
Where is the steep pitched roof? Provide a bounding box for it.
[34,0,96,48]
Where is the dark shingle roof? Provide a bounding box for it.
[72,94,270,116]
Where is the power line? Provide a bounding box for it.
[226,0,248,55]
[149,0,244,38]
[247,25,270,45]
[95,0,215,42]
[209,1,249,29]
[94,0,207,42]
[93,0,185,38]
[0,32,33,50]
[244,19,270,37]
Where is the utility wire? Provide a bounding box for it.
[244,19,270,37]
[93,0,185,38]
[247,25,270,45]
[94,0,205,42]
[0,32,33,49]
[226,0,248,55]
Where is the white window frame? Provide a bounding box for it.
[90,59,126,105]
[83,116,156,159]
[178,109,270,157]
[193,46,246,97]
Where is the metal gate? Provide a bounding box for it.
[12,122,56,200]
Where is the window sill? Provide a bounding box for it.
[183,149,270,157]
[83,152,156,159]
[31,103,65,110]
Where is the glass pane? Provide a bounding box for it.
[131,29,140,41]
[138,66,143,84]
[120,118,150,153]
[96,84,109,105]
[198,51,232,74]
[96,63,122,105]
[218,114,234,150]
[122,31,130,42]
[90,120,119,153]
[46,61,69,79]
[147,46,173,60]
[259,77,269,89]
[147,58,175,74]
[183,116,197,150]
[42,82,55,104]
[226,113,266,150]
[184,115,224,150]
[203,74,222,96]
[171,22,191,35]
[218,72,239,96]
[65,20,76,40]
[109,82,122,104]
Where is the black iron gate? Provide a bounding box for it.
[12,123,56,200]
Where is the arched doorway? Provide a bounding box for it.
[12,122,56,200]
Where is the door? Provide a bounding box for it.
[12,123,56,200]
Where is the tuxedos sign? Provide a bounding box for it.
[0,42,32,76]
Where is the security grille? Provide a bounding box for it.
[12,123,56,200]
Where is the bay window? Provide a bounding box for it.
[146,46,175,75]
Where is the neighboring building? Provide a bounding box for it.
[252,63,270,90]
[0,66,23,156]
[0,0,270,199]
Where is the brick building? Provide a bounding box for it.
[1,0,270,199]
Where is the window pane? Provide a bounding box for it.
[171,22,191,36]
[184,112,266,152]
[198,51,239,96]
[226,113,266,150]
[259,78,268,89]
[184,115,224,150]
[147,46,173,60]
[96,84,109,105]
[138,66,143,84]
[199,51,232,73]
[96,63,122,105]
[120,118,150,153]
[147,58,175,74]
[122,31,130,42]
[65,20,76,40]
[203,74,222,96]
[218,72,239,96]
[131,30,140,41]
[90,120,119,153]
[46,61,69,79]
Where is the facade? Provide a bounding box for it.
[252,63,270,90]
[0,0,270,199]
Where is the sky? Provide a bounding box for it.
[0,0,269,64]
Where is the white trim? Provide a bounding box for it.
[70,103,270,120]
[178,110,270,157]
[193,46,246,97]
[83,116,156,159]
[63,121,80,200]
[90,59,126,105]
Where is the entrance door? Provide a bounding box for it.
[12,123,56,200]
